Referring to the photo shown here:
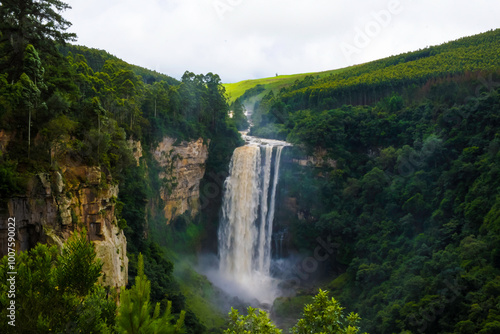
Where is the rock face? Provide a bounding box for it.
[0,166,128,288]
[153,137,209,223]
[292,147,336,168]
[128,139,143,166]
[0,130,11,154]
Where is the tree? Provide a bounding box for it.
[0,0,76,80]
[225,290,366,334]
[115,253,185,334]
[225,307,282,334]
[0,229,115,333]
[41,114,78,166]
[204,72,228,133]
[20,44,46,158]
[15,73,39,157]
[230,98,249,131]
[55,229,103,296]
[291,290,366,334]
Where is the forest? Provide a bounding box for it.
[1,0,500,333]
[242,29,500,334]
[0,0,242,332]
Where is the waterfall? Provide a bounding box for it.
[265,146,283,272]
[218,137,287,300]
[256,145,273,273]
[218,145,262,278]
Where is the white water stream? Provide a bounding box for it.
[216,134,289,304]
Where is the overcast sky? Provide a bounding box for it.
[63,0,500,83]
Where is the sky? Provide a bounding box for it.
[63,0,500,83]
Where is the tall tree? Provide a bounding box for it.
[230,98,249,131]
[0,0,76,80]
[291,290,365,334]
[204,72,229,133]
[0,229,115,333]
[21,44,46,158]
[116,253,185,334]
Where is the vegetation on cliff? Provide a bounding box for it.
[0,231,117,332]
[0,0,241,332]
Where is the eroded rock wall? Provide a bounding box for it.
[0,166,128,288]
[153,137,209,223]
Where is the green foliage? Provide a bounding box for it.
[223,71,343,105]
[175,263,226,330]
[229,98,249,130]
[2,38,239,178]
[225,307,282,334]
[59,45,179,85]
[116,253,185,334]
[279,30,500,111]
[0,0,76,81]
[291,290,364,334]
[271,83,500,333]
[226,290,366,334]
[272,295,314,330]
[230,30,500,122]
[0,231,115,333]
[55,229,103,296]
[0,160,22,196]
[249,30,500,334]
[76,285,118,334]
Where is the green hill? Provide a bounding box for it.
[58,44,180,85]
[252,28,500,334]
[227,29,500,110]
[223,69,347,104]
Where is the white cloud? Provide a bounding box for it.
[63,0,500,83]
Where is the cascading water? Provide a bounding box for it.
[216,134,288,304]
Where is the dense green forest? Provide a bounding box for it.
[239,29,500,333]
[247,29,500,140]
[0,0,242,332]
[1,0,500,333]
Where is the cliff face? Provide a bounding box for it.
[0,166,128,288]
[0,135,209,286]
[292,147,336,168]
[153,137,209,223]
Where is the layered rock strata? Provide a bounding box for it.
[153,137,209,223]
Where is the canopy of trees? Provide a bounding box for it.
[226,290,366,334]
[0,1,242,333]
[242,29,500,334]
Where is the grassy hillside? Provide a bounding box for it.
[223,68,346,104]
[226,29,500,110]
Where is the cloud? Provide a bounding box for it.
[64,0,500,83]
